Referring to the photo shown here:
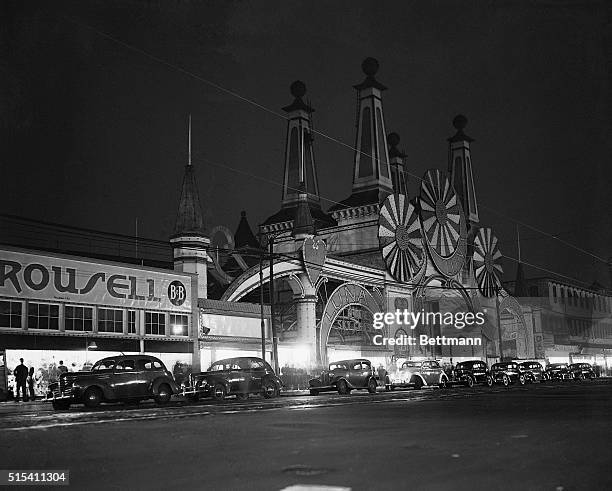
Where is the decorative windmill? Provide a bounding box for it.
[378,193,426,283]
[419,169,467,277]
[472,227,503,297]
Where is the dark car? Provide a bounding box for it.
[545,363,573,381]
[309,359,378,395]
[569,363,596,380]
[490,362,526,386]
[47,355,179,410]
[518,361,547,383]
[453,360,493,388]
[184,357,282,401]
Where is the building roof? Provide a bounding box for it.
[234,211,259,249]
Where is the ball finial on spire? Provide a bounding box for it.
[240,210,247,218]
[453,114,468,130]
[387,132,400,147]
[362,57,379,77]
[290,80,307,98]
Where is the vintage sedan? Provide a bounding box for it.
[568,363,596,380]
[453,360,493,388]
[545,363,573,381]
[518,361,547,383]
[387,360,450,390]
[309,359,378,395]
[184,357,282,401]
[490,362,526,386]
[47,355,179,410]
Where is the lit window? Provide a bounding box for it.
[128,310,137,334]
[169,314,188,336]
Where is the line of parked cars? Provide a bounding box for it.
[46,354,598,410]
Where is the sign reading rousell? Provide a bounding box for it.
[0,249,192,312]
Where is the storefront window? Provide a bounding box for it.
[0,300,22,328]
[145,312,165,335]
[169,314,188,336]
[65,305,93,332]
[98,308,123,333]
[128,310,137,334]
[27,302,59,330]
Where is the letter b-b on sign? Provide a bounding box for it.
[168,281,187,306]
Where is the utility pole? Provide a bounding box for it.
[259,256,266,362]
[269,236,280,374]
[496,286,503,361]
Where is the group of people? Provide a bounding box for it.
[12,358,68,402]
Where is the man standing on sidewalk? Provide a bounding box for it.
[13,358,28,402]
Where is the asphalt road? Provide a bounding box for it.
[1,380,611,491]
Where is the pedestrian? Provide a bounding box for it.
[377,364,387,387]
[58,361,68,374]
[13,358,29,402]
[27,367,36,401]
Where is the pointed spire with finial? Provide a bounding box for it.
[345,57,393,204]
[292,181,315,239]
[234,210,259,249]
[173,114,205,236]
[448,114,479,226]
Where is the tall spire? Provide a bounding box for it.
[280,81,321,208]
[173,115,205,236]
[448,114,479,226]
[388,132,409,195]
[188,113,192,166]
[351,57,393,199]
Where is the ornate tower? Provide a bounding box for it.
[170,115,210,300]
[388,132,409,195]
[261,82,334,235]
[292,183,316,241]
[448,115,479,227]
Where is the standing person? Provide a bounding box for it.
[377,364,387,387]
[27,367,36,401]
[13,358,28,402]
[58,361,68,375]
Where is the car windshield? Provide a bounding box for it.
[402,362,420,368]
[329,363,347,370]
[456,362,472,368]
[550,364,567,369]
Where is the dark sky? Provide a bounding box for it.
[1,0,611,287]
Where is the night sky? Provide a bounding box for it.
[1,0,610,287]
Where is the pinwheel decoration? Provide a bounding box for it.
[473,227,503,297]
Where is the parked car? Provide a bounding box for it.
[568,363,596,380]
[518,361,547,383]
[387,360,450,390]
[309,359,378,395]
[453,360,493,388]
[184,357,282,401]
[47,355,179,410]
[545,363,573,381]
[490,362,526,386]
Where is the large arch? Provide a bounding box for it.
[317,282,384,366]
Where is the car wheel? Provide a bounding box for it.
[578,373,585,381]
[486,375,494,387]
[439,376,449,389]
[84,387,102,408]
[464,376,474,388]
[262,381,278,399]
[212,383,226,401]
[309,389,319,396]
[52,400,70,411]
[155,383,172,405]
[502,374,510,387]
[337,380,349,395]
[519,375,526,385]
[413,377,423,390]
[367,378,377,394]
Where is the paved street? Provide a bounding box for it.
[1,380,611,490]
